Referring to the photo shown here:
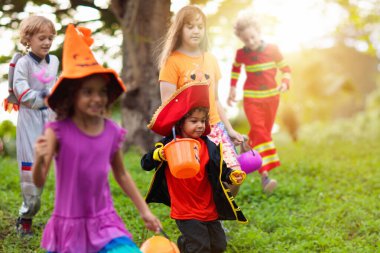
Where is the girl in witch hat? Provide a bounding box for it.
[141,83,247,253]
[32,24,161,253]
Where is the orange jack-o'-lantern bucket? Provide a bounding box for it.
[140,235,180,253]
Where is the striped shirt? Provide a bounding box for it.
[230,42,291,98]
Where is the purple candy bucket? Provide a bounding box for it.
[237,149,262,174]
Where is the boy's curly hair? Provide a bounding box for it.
[234,10,261,37]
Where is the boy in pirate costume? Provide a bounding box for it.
[141,83,248,253]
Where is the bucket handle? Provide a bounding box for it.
[141,228,178,251]
[141,228,172,241]
[141,228,168,242]
[160,228,179,252]
[160,228,170,240]
[172,126,176,141]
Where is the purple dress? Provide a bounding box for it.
[41,118,132,253]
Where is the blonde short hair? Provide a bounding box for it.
[234,10,261,37]
[19,15,56,46]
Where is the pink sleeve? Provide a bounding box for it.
[111,124,127,156]
[45,121,61,142]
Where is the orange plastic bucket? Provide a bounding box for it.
[163,138,200,179]
[140,235,180,253]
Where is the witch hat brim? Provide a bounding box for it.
[148,82,210,136]
[47,24,126,111]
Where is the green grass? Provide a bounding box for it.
[1,126,380,252]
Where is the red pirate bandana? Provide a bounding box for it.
[148,82,210,136]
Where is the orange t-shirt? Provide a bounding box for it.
[165,137,218,221]
[159,51,221,125]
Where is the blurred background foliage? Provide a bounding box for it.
[0,120,16,157]
[0,0,379,155]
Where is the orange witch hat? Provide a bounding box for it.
[47,24,126,111]
[147,82,210,137]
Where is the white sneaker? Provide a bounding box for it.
[261,171,277,194]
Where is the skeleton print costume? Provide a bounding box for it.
[13,52,59,219]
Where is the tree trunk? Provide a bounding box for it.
[111,0,171,152]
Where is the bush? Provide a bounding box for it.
[0,120,16,157]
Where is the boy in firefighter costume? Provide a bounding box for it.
[12,16,59,235]
[227,11,291,193]
[141,83,247,253]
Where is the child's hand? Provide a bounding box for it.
[227,87,237,106]
[229,170,246,185]
[228,129,244,146]
[277,83,289,93]
[141,211,162,233]
[34,136,49,159]
[153,143,166,161]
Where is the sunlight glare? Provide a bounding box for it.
[94,0,109,9]
[171,0,189,12]
[171,0,223,15]
[203,0,223,15]
[24,2,56,20]
[56,0,70,9]
[74,6,101,22]
[252,0,347,52]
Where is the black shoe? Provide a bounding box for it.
[16,217,33,236]
[177,235,185,252]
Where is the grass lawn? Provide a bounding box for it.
[1,125,379,252]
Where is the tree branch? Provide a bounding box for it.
[110,0,139,32]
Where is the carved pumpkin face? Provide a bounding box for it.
[48,24,126,112]
[140,235,180,253]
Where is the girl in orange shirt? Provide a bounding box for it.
[156,5,244,196]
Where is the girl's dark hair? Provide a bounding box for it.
[54,74,112,120]
[175,106,209,135]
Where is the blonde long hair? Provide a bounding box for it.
[155,5,208,69]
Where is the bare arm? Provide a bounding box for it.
[215,81,243,145]
[32,128,57,187]
[227,86,237,106]
[159,81,177,102]
[274,46,291,92]
[111,150,162,232]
